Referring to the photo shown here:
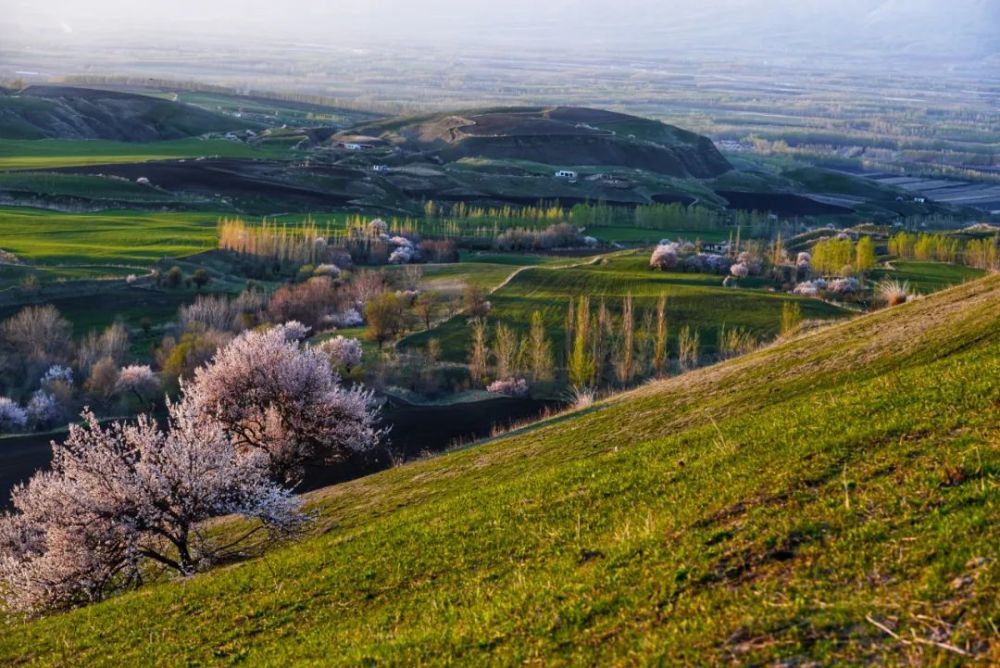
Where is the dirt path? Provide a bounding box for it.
[489,252,617,295]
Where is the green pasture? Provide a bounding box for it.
[4,275,997,665]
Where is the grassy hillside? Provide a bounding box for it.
[4,273,997,664]
[0,207,222,265]
[347,106,732,179]
[403,251,847,361]
[0,86,256,141]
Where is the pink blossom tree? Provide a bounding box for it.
[114,365,161,405]
[0,402,300,615]
[317,336,364,372]
[185,327,385,482]
[650,243,680,271]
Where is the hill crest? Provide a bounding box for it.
[0,85,255,141]
[343,106,732,179]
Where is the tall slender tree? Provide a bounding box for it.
[653,295,668,377]
[528,311,554,383]
[569,296,593,388]
[615,294,635,384]
[493,323,519,380]
[468,319,489,384]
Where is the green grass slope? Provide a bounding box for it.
[3,275,1000,665]
[403,251,847,361]
[0,138,292,171]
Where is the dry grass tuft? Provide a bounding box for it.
[876,279,914,307]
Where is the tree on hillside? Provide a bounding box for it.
[185,326,384,482]
[0,403,301,616]
[165,266,184,288]
[468,318,489,384]
[568,296,594,388]
[364,292,407,349]
[614,294,635,385]
[812,238,854,276]
[653,295,668,377]
[414,290,441,331]
[493,323,519,381]
[678,325,700,372]
[463,284,491,319]
[192,269,212,290]
[855,236,877,276]
[781,301,803,336]
[527,311,554,384]
[0,305,72,365]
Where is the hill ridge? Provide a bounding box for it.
[0,85,255,141]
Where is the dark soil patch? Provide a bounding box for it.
[53,159,355,209]
[718,190,853,216]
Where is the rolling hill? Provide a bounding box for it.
[344,107,732,179]
[0,86,256,141]
[2,273,998,664]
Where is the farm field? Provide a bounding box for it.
[4,274,997,665]
[0,138,294,171]
[402,251,848,361]
[0,207,223,265]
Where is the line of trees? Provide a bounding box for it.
[218,218,334,266]
[466,293,761,394]
[888,232,999,270]
[811,237,877,276]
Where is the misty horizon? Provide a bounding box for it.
[3,0,998,64]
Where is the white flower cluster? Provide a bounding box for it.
[649,242,680,270]
[317,336,364,371]
[0,397,28,433]
[487,377,530,397]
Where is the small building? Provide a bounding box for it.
[372,164,390,173]
[913,196,927,204]
[554,170,578,180]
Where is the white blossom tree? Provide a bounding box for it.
[650,243,680,271]
[0,397,27,433]
[115,365,161,405]
[0,402,301,616]
[185,327,385,482]
[730,262,750,279]
[317,336,363,372]
[278,321,311,342]
[26,391,62,428]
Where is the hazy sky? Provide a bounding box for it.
[3,0,998,58]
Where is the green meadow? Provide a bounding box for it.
[0,207,222,265]
[403,251,849,361]
[0,138,293,171]
[3,274,996,666]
